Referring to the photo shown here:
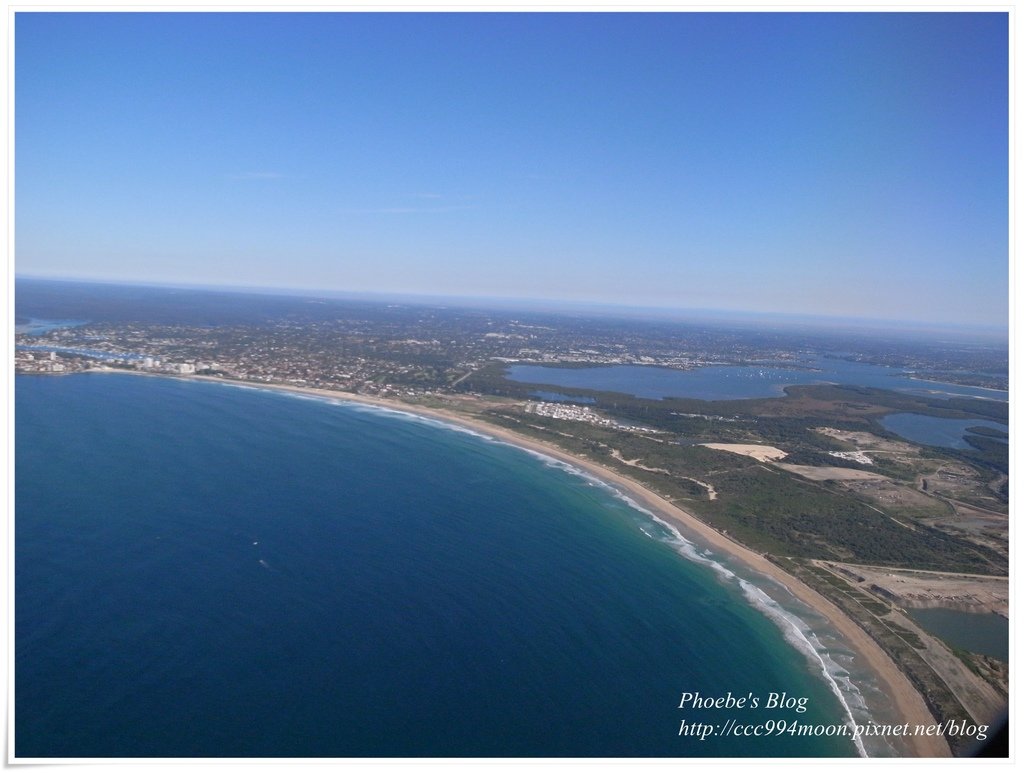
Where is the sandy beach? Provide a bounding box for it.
[102,370,952,756]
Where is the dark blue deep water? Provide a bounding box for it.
[16,374,864,757]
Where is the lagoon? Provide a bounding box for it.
[879,413,1008,450]
[905,608,1008,663]
[505,358,1006,402]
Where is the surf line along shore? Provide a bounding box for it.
[102,369,950,757]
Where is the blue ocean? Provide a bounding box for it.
[16,374,879,757]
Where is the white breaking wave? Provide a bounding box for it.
[627,505,873,757]
[342,401,501,443]
[735,579,869,757]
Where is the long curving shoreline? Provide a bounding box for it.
[99,369,952,756]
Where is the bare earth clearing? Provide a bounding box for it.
[826,563,1008,617]
[776,464,889,482]
[700,443,789,462]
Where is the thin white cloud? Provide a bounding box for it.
[340,205,474,214]
[228,171,286,180]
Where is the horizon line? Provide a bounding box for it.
[14,272,1009,336]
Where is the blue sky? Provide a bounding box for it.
[15,11,1008,326]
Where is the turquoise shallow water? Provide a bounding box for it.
[16,374,869,757]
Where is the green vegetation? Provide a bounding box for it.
[696,465,993,570]
[949,646,985,678]
[460,366,1008,560]
[965,425,1009,439]
[478,404,1007,575]
[962,434,1009,462]
[885,622,927,650]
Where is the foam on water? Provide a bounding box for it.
[616,502,880,756]
[735,579,870,757]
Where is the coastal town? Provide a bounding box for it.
[14,284,1009,757]
[523,400,663,433]
[14,293,1009,397]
